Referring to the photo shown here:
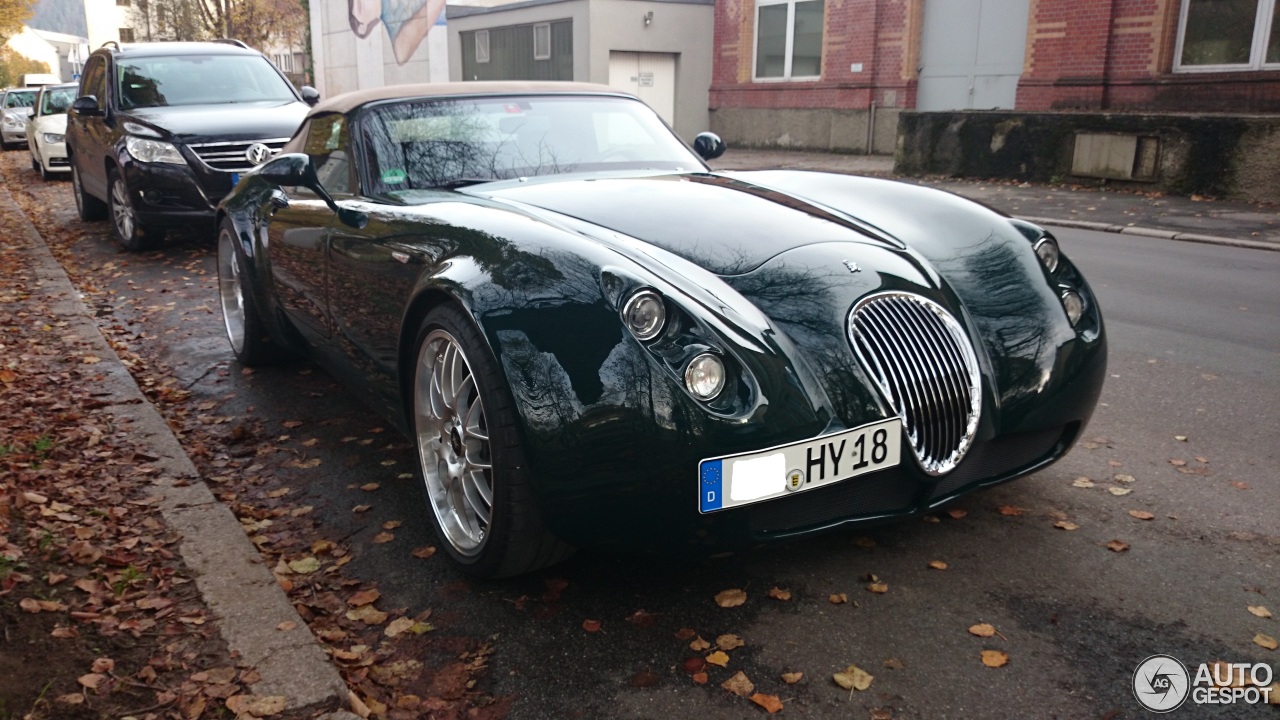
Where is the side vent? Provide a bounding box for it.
[1071,132,1160,181]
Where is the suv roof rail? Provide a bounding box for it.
[213,38,249,49]
[100,40,120,50]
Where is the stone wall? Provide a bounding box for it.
[709,106,902,155]
[895,111,1280,204]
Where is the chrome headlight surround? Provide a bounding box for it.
[621,289,667,342]
[1060,288,1085,326]
[1034,236,1060,273]
[125,135,185,165]
[683,353,726,400]
[42,132,64,144]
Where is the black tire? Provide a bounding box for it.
[30,154,39,172]
[108,168,164,251]
[72,163,107,221]
[410,303,572,578]
[216,220,290,366]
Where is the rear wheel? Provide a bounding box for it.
[216,220,289,366]
[108,168,164,251]
[72,164,107,221]
[412,304,572,578]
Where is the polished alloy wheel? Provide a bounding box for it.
[110,175,135,240]
[217,231,246,354]
[415,330,494,555]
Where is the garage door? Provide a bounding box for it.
[608,51,676,126]
[917,0,1030,111]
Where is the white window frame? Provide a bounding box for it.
[1173,0,1280,72]
[752,0,823,82]
[533,23,551,60]
[476,30,490,64]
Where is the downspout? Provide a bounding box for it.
[1100,0,1117,109]
[866,101,876,154]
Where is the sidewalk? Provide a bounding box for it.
[710,149,1280,251]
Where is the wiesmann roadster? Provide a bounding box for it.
[216,82,1106,578]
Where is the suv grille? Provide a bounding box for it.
[187,138,290,172]
[848,292,982,476]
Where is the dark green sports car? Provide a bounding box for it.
[216,82,1106,578]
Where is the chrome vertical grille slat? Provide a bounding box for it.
[849,292,982,476]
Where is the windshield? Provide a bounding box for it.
[4,90,36,109]
[39,86,76,115]
[361,95,703,195]
[116,54,297,109]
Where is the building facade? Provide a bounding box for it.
[308,0,449,98]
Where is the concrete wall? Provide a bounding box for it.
[309,0,448,100]
[710,106,902,154]
[895,111,1280,204]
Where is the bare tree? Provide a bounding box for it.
[129,0,304,51]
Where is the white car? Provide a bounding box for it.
[1,87,38,149]
[25,83,76,180]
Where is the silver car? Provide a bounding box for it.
[1,87,38,149]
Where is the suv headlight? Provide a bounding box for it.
[42,132,64,144]
[2,113,22,129]
[125,135,185,164]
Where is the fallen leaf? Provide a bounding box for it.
[625,609,656,627]
[692,672,708,685]
[91,658,114,674]
[928,560,948,570]
[411,546,437,559]
[1054,520,1080,531]
[55,694,84,705]
[288,557,321,574]
[1256,633,1278,650]
[721,670,754,697]
[683,657,706,674]
[717,634,745,650]
[349,589,381,606]
[1108,487,1132,496]
[0,368,16,383]
[372,532,395,544]
[1128,510,1154,520]
[945,508,968,519]
[282,420,305,428]
[883,658,905,670]
[277,621,297,632]
[382,520,403,530]
[997,505,1024,516]
[582,619,602,633]
[385,617,416,637]
[1114,474,1136,483]
[829,593,848,604]
[1174,435,1188,442]
[352,504,372,513]
[866,582,889,594]
[78,673,106,689]
[674,628,697,641]
[715,588,747,608]
[1107,540,1130,553]
[1170,459,1187,467]
[1248,606,1272,619]
[781,671,803,684]
[750,693,784,714]
[689,636,711,652]
[226,695,287,716]
[346,605,388,625]
[1072,477,1096,488]
[833,664,873,691]
[981,650,1009,668]
[767,586,792,601]
[870,709,893,720]
[705,650,730,667]
[360,483,380,491]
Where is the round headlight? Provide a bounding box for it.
[622,290,666,341]
[684,353,726,400]
[1061,289,1084,326]
[1034,237,1060,273]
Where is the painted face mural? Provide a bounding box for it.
[348,0,447,64]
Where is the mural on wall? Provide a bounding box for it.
[349,0,447,64]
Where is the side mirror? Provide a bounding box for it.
[256,153,368,229]
[300,86,320,107]
[71,95,102,117]
[693,132,726,161]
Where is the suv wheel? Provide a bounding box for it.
[108,168,164,251]
[72,165,107,221]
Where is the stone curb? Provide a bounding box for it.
[2,184,350,715]
[1017,215,1280,252]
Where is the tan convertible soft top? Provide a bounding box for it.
[310,81,632,115]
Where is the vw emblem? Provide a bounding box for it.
[245,143,273,166]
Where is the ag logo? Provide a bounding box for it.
[245,143,273,166]
[1133,654,1190,712]
[784,468,803,492]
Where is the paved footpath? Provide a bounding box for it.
[3,151,1275,717]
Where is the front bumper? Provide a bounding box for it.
[2,127,27,144]
[120,155,235,227]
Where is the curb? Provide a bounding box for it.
[1018,215,1280,252]
[2,184,351,716]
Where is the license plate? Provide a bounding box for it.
[698,418,901,513]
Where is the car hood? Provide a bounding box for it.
[31,113,67,134]
[123,100,308,143]
[477,173,901,275]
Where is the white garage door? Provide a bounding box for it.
[917,0,1031,111]
[608,51,676,126]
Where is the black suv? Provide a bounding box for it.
[67,40,318,250]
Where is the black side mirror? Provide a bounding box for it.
[300,86,320,107]
[256,153,367,229]
[71,95,102,117]
[693,132,726,161]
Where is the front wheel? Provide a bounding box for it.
[411,304,572,578]
[216,220,290,366]
[108,168,163,251]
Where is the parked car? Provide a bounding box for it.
[26,82,77,180]
[66,40,318,250]
[1,87,38,149]
[216,82,1107,578]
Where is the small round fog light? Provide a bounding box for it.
[1035,237,1060,273]
[622,290,666,341]
[684,353,726,400]
[1061,289,1084,326]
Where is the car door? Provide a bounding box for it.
[267,114,351,345]
[68,55,111,200]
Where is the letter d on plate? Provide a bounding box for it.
[700,460,723,512]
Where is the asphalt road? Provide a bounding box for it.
[8,157,1277,719]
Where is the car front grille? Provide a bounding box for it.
[849,292,982,476]
[186,138,290,172]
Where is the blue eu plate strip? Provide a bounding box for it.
[700,460,723,512]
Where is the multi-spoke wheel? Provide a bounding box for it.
[216,220,288,366]
[108,168,163,250]
[411,304,571,577]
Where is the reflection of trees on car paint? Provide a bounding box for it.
[349,0,446,65]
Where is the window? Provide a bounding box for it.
[476,30,490,63]
[533,23,551,60]
[1176,0,1280,71]
[119,27,136,42]
[301,114,351,194]
[754,0,824,80]
[274,53,294,73]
